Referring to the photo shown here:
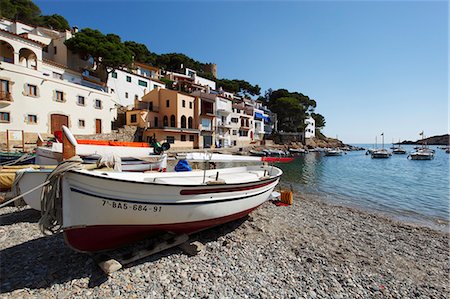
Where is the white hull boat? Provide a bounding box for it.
[408,149,435,160]
[324,149,343,156]
[371,149,391,159]
[35,127,167,172]
[46,165,283,252]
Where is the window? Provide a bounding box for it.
[53,72,62,80]
[126,76,131,83]
[112,72,117,78]
[1,79,9,92]
[153,84,158,90]
[130,114,137,123]
[166,99,170,108]
[138,80,147,87]
[181,115,186,128]
[182,100,186,108]
[54,46,57,54]
[148,102,153,111]
[233,141,237,146]
[163,116,168,126]
[188,117,193,129]
[0,112,10,122]
[27,114,37,124]
[77,95,85,106]
[170,115,176,127]
[154,116,158,127]
[27,84,37,96]
[135,94,139,101]
[181,135,186,141]
[232,130,238,135]
[43,46,48,53]
[189,135,195,142]
[189,102,193,109]
[166,136,175,144]
[79,119,85,128]
[55,91,64,102]
[125,92,128,98]
[95,99,102,109]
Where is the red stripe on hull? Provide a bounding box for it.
[64,205,261,252]
[180,180,275,195]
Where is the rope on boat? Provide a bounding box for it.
[39,156,83,235]
[0,153,35,166]
[96,153,122,172]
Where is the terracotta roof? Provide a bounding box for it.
[0,28,46,47]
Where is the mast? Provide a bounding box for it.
[381,132,384,149]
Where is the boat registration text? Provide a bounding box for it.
[102,200,162,212]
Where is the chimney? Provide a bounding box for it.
[206,85,210,94]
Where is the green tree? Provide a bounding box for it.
[124,41,154,64]
[311,112,326,129]
[269,97,306,132]
[216,79,260,96]
[38,14,70,31]
[65,28,133,83]
[0,0,41,24]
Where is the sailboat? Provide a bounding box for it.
[371,133,391,158]
[408,132,435,160]
[392,139,407,154]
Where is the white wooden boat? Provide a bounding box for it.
[47,165,283,252]
[35,127,167,172]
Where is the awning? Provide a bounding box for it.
[255,112,270,122]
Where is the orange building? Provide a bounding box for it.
[126,89,201,149]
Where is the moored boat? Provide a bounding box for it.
[371,133,391,159]
[324,148,343,156]
[35,127,167,172]
[408,132,435,160]
[41,164,282,252]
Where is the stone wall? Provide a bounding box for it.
[74,126,142,142]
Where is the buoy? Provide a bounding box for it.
[280,190,293,205]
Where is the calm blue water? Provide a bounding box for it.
[276,145,449,230]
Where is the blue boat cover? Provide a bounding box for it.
[174,159,192,172]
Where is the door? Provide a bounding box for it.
[95,119,102,134]
[50,114,68,134]
[203,136,212,148]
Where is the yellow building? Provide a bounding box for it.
[126,89,201,149]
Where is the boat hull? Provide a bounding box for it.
[60,166,281,252]
[64,206,260,252]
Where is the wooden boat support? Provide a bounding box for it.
[94,233,191,274]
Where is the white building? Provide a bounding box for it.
[215,95,233,148]
[305,116,316,138]
[0,19,118,138]
[107,66,165,107]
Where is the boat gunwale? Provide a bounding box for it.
[67,167,283,187]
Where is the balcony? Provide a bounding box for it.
[217,120,233,128]
[135,102,159,112]
[0,91,12,107]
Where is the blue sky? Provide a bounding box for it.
[36,0,448,143]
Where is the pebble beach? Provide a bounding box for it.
[1,191,448,298]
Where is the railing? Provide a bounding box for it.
[0,91,12,102]
[135,102,159,112]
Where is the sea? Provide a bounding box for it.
[276,145,449,231]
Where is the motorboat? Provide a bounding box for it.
[262,149,287,156]
[288,148,308,155]
[324,148,343,156]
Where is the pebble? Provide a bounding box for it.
[0,191,448,298]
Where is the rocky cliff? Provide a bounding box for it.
[401,134,449,145]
